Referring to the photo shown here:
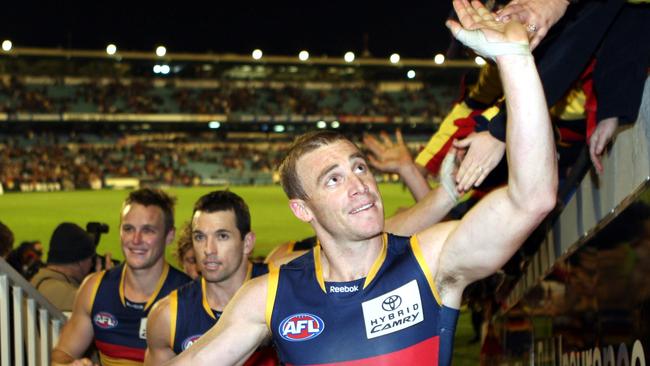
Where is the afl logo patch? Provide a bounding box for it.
[278,313,324,342]
[94,312,118,329]
[182,335,202,350]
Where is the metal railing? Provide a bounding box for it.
[502,77,650,311]
[0,257,67,366]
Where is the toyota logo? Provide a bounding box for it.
[381,295,402,311]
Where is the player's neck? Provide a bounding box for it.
[204,260,250,311]
[124,260,166,302]
[319,233,383,282]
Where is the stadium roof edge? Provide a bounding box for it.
[2,47,479,69]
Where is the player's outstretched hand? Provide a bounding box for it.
[446,0,530,60]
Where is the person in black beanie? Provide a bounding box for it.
[30,222,96,314]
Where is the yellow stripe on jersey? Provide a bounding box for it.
[119,265,127,306]
[99,352,144,366]
[145,263,170,311]
[201,277,217,320]
[245,261,253,281]
[119,262,171,310]
[169,290,178,348]
[410,235,442,306]
[363,233,388,289]
[313,245,327,293]
[265,262,280,331]
[89,270,107,310]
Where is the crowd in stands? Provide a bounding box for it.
[0,132,298,191]
[0,75,453,119]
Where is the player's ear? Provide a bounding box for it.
[242,231,255,256]
[289,199,312,223]
[165,227,176,246]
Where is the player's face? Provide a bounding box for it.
[191,210,252,284]
[181,248,199,280]
[294,140,384,242]
[120,203,172,271]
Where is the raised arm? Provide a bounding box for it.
[163,276,270,366]
[51,273,101,366]
[144,296,176,366]
[419,0,557,308]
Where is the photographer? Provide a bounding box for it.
[30,223,97,314]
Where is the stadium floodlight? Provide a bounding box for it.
[474,56,486,66]
[331,120,340,129]
[208,121,221,129]
[161,65,171,74]
[434,53,445,65]
[274,124,286,133]
[2,40,12,52]
[407,70,416,79]
[156,46,167,57]
[344,51,355,63]
[106,44,117,55]
[252,49,263,60]
[298,50,309,61]
[390,53,400,64]
[153,65,161,74]
[316,120,327,129]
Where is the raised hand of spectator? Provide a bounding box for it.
[453,131,506,192]
[363,129,431,201]
[94,252,115,272]
[496,0,570,50]
[589,117,620,174]
[363,129,413,175]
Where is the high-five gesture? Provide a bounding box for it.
[446,0,530,60]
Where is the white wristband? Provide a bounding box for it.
[440,152,460,203]
[454,29,531,61]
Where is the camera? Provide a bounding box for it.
[86,222,109,246]
[86,222,119,270]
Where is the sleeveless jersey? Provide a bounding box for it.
[171,261,277,365]
[267,233,460,366]
[90,262,191,366]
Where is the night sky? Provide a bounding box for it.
[3,1,455,58]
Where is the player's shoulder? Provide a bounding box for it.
[149,292,173,319]
[277,249,313,271]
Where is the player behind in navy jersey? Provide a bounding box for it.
[145,190,278,366]
[164,1,557,364]
[52,188,191,366]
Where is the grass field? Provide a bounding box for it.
[0,183,480,364]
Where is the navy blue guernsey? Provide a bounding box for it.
[171,262,271,354]
[267,233,460,366]
[90,262,190,366]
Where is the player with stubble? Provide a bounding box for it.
[164,1,558,364]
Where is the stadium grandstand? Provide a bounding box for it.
[0,47,481,192]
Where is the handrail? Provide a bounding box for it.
[0,257,67,366]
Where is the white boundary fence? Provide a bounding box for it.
[0,257,66,366]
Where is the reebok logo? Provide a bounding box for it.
[329,285,359,293]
